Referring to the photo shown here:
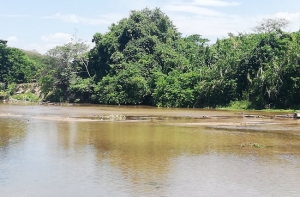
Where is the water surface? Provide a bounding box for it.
[1,103,300,197]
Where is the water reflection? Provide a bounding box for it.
[72,120,300,196]
[0,118,27,149]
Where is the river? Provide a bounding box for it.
[1,103,300,197]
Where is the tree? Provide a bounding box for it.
[94,64,150,105]
[89,8,186,105]
[40,34,91,101]
[0,39,7,45]
[253,18,290,33]
[0,41,37,84]
[153,70,200,107]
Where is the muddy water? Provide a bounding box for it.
[1,103,300,197]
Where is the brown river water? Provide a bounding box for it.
[1,103,300,197]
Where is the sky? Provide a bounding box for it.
[1,0,300,54]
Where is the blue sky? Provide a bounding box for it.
[1,0,300,54]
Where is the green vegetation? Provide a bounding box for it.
[11,92,39,102]
[0,41,38,84]
[1,9,300,110]
[226,100,252,110]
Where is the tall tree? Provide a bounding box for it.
[40,36,91,101]
[89,8,187,105]
[253,18,290,33]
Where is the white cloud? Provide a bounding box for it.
[7,36,18,43]
[2,14,30,18]
[274,12,300,32]
[170,14,257,40]
[36,32,94,54]
[164,0,241,16]
[163,0,249,40]
[191,0,241,7]
[50,13,79,23]
[24,43,66,54]
[163,0,245,36]
[41,33,72,42]
[43,13,124,25]
[165,5,222,16]
[96,13,126,24]
[38,33,73,53]
[274,12,300,21]
[23,43,47,54]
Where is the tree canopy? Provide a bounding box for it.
[0,42,38,84]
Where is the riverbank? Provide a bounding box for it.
[1,103,299,132]
[2,83,300,113]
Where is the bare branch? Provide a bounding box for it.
[253,18,290,33]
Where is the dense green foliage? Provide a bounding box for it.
[0,41,38,84]
[1,9,300,109]
[89,8,209,106]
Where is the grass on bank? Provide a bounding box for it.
[10,92,40,102]
[217,100,298,112]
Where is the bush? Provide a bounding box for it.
[11,92,39,102]
[227,100,251,110]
